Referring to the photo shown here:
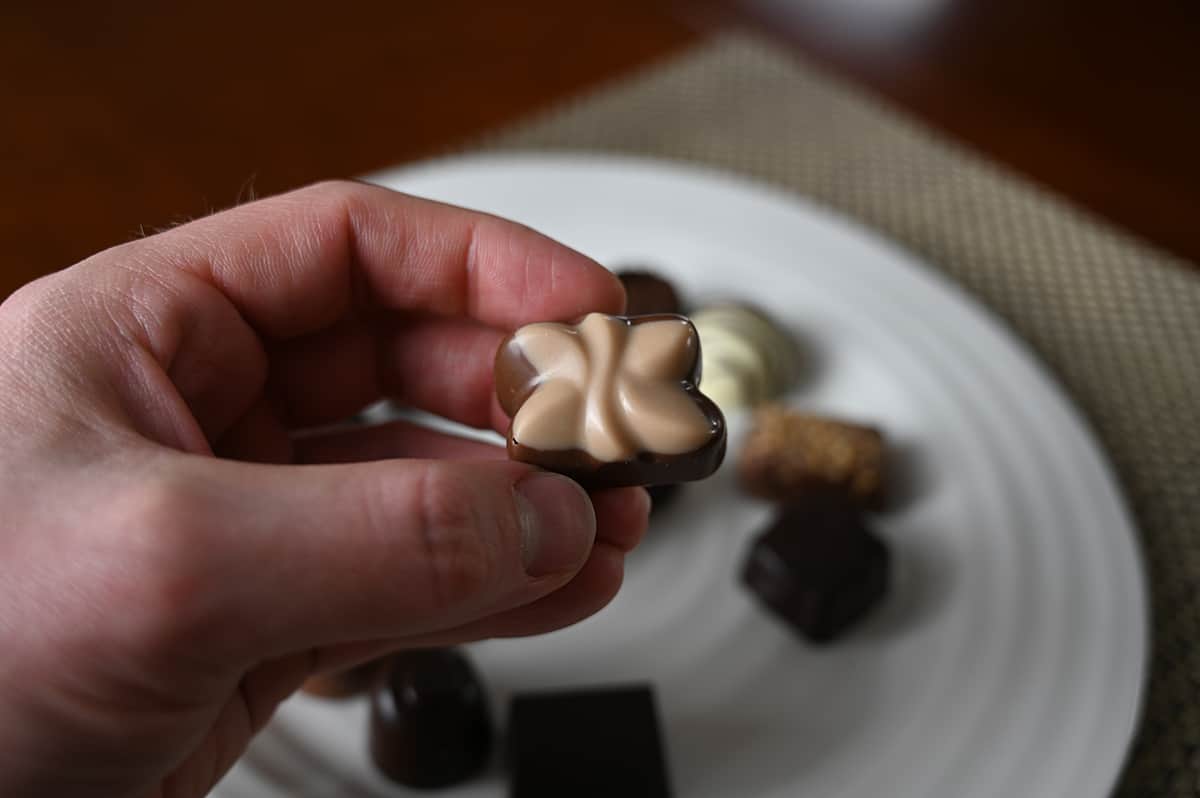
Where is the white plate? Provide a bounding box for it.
[213,154,1147,798]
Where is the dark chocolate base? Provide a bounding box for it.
[507,414,726,490]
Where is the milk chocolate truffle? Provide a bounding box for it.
[617,269,683,316]
[368,649,492,789]
[508,685,672,798]
[741,500,890,643]
[740,406,887,510]
[495,313,726,488]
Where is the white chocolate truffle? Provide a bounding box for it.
[694,303,799,412]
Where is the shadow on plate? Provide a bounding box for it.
[666,650,884,797]
[857,531,954,642]
[782,319,827,396]
[884,437,934,514]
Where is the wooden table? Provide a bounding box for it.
[2,0,1197,299]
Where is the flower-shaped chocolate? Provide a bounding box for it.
[495,313,726,488]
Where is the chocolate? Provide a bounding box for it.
[741,501,890,643]
[739,406,887,510]
[617,269,683,316]
[368,649,492,789]
[301,656,387,699]
[508,685,672,798]
[647,482,682,513]
[692,304,800,412]
[495,313,726,488]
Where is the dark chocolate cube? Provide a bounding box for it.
[741,502,890,643]
[508,685,672,798]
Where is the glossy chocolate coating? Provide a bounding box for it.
[301,656,388,699]
[368,649,492,789]
[741,501,890,643]
[617,270,683,316]
[508,685,672,798]
[494,314,726,489]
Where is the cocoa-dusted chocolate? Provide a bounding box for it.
[741,500,890,643]
[495,313,726,488]
[616,269,683,316]
[739,406,886,510]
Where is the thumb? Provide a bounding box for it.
[176,457,596,661]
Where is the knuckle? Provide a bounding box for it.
[409,467,495,611]
[0,277,47,319]
[106,473,216,659]
[304,179,367,212]
[0,277,68,338]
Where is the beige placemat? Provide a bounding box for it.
[469,32,1200,795]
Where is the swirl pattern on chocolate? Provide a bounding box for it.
[495,313,726,488]
[509,313,711,461]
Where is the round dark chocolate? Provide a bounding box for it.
[617,270,683,316]
[369,649,492,789]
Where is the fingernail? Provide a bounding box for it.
[514,472,596,577]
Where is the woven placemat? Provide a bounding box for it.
[470,32,1200,796]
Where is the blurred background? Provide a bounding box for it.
[2,0,1198,299]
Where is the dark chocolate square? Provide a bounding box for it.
[741,501,890,643]
[508,685,672,798]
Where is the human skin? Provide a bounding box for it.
[0,181,649,798]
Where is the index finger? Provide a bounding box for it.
[146,180,625,339]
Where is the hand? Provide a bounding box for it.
[0,181,649,798]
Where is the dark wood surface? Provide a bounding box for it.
[2,1,1198,300]
[0,1,701,298]
[722,0,1200,267]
